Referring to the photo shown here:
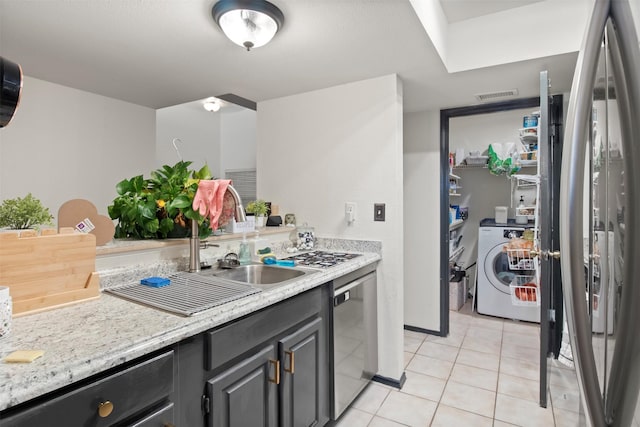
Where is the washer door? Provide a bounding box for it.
[483,241,516,295]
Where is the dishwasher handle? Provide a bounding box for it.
[333,272,375,307]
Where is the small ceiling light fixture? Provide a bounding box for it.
[203,100,221,112]
[212,0,284,51]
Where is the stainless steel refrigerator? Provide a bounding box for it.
[545,0,640,425]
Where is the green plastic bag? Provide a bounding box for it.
[488,143,520,176]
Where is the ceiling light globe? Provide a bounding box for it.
[219,9,277,50]
[213,0,284,51]
[203,101,220,112]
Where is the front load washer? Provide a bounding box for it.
[476,219,540,322]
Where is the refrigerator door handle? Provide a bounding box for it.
[605,3,640,425]
[559,1,609,426]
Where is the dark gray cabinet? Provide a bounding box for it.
[1,350,175,427]
[207,345,278,427]
[201,286,330,427]
[1,284,332,427]
[279,317,324,427]
[203,316,327,427]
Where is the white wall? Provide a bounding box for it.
[257,74,405,382]
[156,105,256,179]
[450,107,533,157]
[220,108,256,173]
[0,76,155,220]
[403,110,441,331]
[156,103,221,177]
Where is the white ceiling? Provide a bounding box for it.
[439,0,544,23]
[0,0,584,113]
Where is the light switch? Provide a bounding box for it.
[374,203,385,221]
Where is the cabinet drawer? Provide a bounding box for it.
[3,350,174,427]
[128,402,174,427]
[206,286,322,371]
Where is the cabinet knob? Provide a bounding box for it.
[98,400,114,418]
[284,350,295,374]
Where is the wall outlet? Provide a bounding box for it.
[374,203,385,221]
[345,202,356,224]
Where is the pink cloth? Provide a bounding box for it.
[192,180,218,217]
[192,179,232,230]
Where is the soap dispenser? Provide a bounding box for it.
[238,233,251,265]
[516,195,528,224]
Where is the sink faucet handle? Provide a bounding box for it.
[200,241,220,249]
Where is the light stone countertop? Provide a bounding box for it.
[0,251,380,411]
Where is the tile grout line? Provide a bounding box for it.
[492,323,504,425]
[427,324,464,426]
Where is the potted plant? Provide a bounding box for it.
[108,161,214,239]
[0,193,54,230]
[245,199,268,227]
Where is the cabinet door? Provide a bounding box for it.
[279,317,327,427]
[207,345,277,427]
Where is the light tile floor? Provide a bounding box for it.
[336,303,583,427]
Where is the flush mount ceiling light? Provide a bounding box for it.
[0,56,23,128]
[212,0,284,51]
[203,100,221,112]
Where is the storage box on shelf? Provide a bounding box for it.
[515,205,536,221]
[465,156,488,166]
[226,216,255,233]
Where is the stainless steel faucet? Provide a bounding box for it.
[189,184,247,272]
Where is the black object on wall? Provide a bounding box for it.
[0,56,23,128]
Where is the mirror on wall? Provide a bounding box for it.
[155,97,257,203]
[155,97,256,179]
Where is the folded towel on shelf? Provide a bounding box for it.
[192,179,232,230]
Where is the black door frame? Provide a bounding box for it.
[439,97,542,337]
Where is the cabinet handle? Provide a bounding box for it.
[268,359,280,384]
[97,400,114,418]
[284,350,295,374]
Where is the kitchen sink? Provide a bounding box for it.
[106,272,261,316]
[205,264,310,287]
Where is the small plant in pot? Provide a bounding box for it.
[245,199,268,227]
[0,193,54,230]
[108,161,214,239]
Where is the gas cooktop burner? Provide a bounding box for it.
[284,250,361,268]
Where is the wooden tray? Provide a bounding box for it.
[0,228,100,316]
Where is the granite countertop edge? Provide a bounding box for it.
[0,252,380,411]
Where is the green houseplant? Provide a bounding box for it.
[245,199,268,227]
[0,193,54,230]
[245,199,268,216]
[108,161,214,239]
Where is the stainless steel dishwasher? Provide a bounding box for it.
[331,265,378,419]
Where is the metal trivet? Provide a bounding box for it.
[107,272,261,316]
